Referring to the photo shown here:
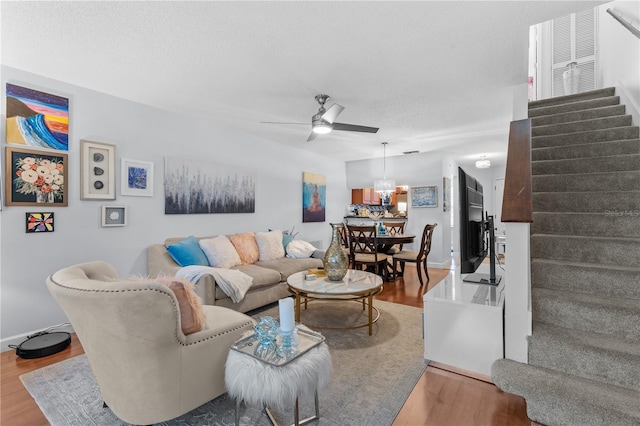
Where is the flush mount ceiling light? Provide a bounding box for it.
[475,155,491,169]
[374,142,396,196]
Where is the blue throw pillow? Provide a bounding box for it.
[282,233,295,250]
[166,236,209,267]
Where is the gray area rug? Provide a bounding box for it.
[20,299,427,426]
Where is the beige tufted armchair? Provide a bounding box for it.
[46,261,255,425]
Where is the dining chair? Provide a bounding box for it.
[392,223,437,286]
[382,221,406,279]
[347,224,389,278]
[382,221,406,255]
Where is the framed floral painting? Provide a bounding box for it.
[4,146,68,207]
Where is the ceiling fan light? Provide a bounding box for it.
[311,113,333,134]
[312,122,332,134]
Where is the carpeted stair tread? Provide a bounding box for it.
[532,126,639,148]
[532,153,640,175]
[531,104,625,127]
[531,234,640,266]
[533,170,640,192]
[532,115,632,137]
[531,212,640,238]
[532,138,640,161]
[529,323,640,392]
[528,95,620,118]
[531,259,640,299]
[533,287,640,337]
[528,87,616,110]
[492,359,640,426]
[532,288,640,340]
[533,190,640,212]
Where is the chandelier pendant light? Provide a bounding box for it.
[475,155,491,169]
[374,142,396,198]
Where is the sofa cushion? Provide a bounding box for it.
[214,264,282,300]
[255,230,285,261]
[286,240,317,259]
[166,236,209,267]
[229,232,260,265]
[256,257,323,281]
[199,235,242,269]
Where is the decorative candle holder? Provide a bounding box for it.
[254,316,278,359]
[277,327,299,359]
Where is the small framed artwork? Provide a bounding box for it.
[5,146,68,207]
[443,177,451,212]
[102,205,127,227]
[411,186,438,208]
[121,158,154,197]
[26,212,55,233]
[81,140,116,200]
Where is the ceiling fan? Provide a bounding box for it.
[263,94,379,142]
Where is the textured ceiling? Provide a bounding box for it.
[1,1,608,166]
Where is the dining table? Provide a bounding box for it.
[375,233,416,253]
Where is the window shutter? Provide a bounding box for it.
[551,8,597,97]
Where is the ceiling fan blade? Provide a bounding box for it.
[321,103,345,124]
[307,131,318,142]
[332,122,379,133]
[261,121,307,125]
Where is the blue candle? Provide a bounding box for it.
[278,298,295,332]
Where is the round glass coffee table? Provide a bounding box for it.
[287,269,383,336]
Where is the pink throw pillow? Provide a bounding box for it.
[156,276,207,335]
[230,232,260,264]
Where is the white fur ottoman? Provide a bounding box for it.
[225,338,331,426]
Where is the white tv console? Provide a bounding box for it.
[423,263,505,377]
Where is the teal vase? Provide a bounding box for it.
[323,224,348,281]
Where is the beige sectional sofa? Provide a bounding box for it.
[148,233,324,313]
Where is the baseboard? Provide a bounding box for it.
[430,257,452,269]
[429,360,493,383]
[1,323,75,353]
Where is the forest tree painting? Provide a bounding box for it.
[164,157,255,214]
[5,84,69,151]
[302,172,326,222]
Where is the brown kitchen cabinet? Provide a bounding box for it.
[352,188,393,205]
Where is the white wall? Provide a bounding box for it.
[0,66,349,348]
[598,1,640,124]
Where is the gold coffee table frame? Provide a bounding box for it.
[286,270,383,336]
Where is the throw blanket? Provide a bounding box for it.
[176,266,253,303]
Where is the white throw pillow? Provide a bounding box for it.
[255,230,285,261]
[199,235,241,268]
[286,240,317,259]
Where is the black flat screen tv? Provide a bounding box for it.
[458,167,486,274]
[458,167,501,285]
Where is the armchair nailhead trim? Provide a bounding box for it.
[50,277,255,347]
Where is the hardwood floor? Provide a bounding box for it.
[1,333,84,426]
[0,266,531,426]
[378,265,532,426]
